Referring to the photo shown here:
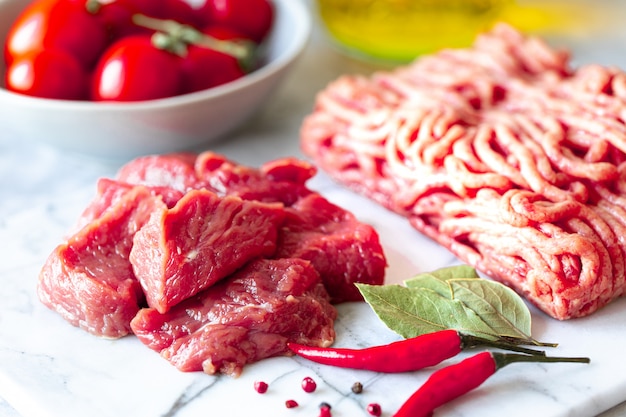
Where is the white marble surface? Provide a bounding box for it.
[2,1,626,416]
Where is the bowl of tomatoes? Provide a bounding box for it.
[0,0,311,159]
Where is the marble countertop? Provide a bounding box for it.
[2,1,626,416]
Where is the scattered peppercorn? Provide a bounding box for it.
[253,380,268,394]
[301,376,317,393]
[351,381,363,394]
[367,403,382,416]
[319,401,332,410]
[285,399,299,408]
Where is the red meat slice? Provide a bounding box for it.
[114,152,316,206]
[194,152,316,206]
[276,193,387,302]
[70,178,184,235]
[130,189,286,313]
[38,186,164,338]
[38,151,387,375]
[115,153,200,192]
[131,258,337,376]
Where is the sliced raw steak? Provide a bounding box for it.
[276,193,387,302]
[38,186,164,338]
[131,258,337,376]
[116,153,200,192]
[117,152,386,302]
[129,189,285,313]
[39,151,386,374]
[194,152,316,205]
[70,178,184,235]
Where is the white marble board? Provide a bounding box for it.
[3,1,626,415]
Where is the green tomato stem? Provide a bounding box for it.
[132,14,255,64]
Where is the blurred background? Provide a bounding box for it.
[311,0,626,67]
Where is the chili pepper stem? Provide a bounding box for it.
[500,336,559,348]
[460,333,547,356]
[492,352,590,370]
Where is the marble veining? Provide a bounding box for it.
[3,1,626,415]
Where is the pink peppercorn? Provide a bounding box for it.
[367,403,382,416]
[253,380,268,394]
[301,376,317,393]
[285,399,299,408]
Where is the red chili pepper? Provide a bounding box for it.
[288,329,544,373]
[392,351,590,417]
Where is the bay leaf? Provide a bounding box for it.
[450,278,533,341]
[404,274,451,297]
[404,265,480,298]
[425,264,480,281]
[359,264,545,345]
[356,283,499,340]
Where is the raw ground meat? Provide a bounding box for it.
[131,258,336,377]
[38,152,385,373]
[301,23,626,320]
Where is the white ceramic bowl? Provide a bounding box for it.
[0,0,311,159]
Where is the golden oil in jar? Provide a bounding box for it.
[316,0,515,62]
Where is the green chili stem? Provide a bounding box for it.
[460,333,549,355]
[492,351,590,370]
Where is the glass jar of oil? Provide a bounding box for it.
[316,0,515,62]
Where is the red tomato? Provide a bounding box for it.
[5,49,88,100]
[95,1,150,41]
[112,0,165,18]
[179,25,247,94]
[165,0,204,28]
[92,35,182,101]
[198,0,274,43]
[95,0,202,43]
[4,0,108,69]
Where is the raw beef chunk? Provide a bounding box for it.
[131,258,337,376]
[38,186,164,338]
[70,178,184,235]
[130,189,285,313]
[194,152,316,205]
[116,152,386,302]
[276,193,387,302]
[116,153,200,192]
[39,152,386,374]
